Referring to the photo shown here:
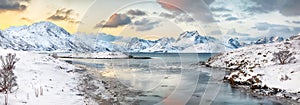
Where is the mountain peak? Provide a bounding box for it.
[31,21,58,27]
[29,21,63,29]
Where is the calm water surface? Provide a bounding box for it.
[61,53,284,105]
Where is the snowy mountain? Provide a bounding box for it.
[125,37,157,52]
[0,21,292,53]
[253,36,284,44]
[120,31,232,53]
[141,37,177,53]
[228,38,242,49]
[1,21,93,52]
[289,33,300,40]
[174,31,217,48]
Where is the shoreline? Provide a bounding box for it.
[231,83,300,105]
[57,56,151,59]
[71,64,143,105]
[198,63,300,104]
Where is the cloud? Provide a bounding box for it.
[156,0,217,23]
[210,30,222,35]
[225,17,238,21]
[292,21,300,24]
[222,14,232,17]
[227,28,250,36]
[253,22,299,37]
[0,0,30,12]
[95,13,131,28]
[210,7,231,12]
[20,17,31,22]
[133,18,160,31]
[245,0,300,16]
[157,12,195,23]
[159,12,176,19]
[47,8,80,23]
[253,22,288,31]
[126,9,146,16]
[175,15,195,22]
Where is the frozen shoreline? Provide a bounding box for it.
[55,52,130,59]
[68,63,143,105]
[205,38,300,103]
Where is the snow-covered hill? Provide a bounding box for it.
[0,49,86,105]
[206,34,300,102]
[1,22,93,52]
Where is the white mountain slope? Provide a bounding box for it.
[140,31,232,53]
[141,37,178,53]
[1,22,93,52]
[124,37,157,52]
[174,31,216,47]
[174,31,232,53]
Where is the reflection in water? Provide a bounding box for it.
[61,53,284,105]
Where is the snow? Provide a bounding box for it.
[0,48,86,105]
[207,38,300,101]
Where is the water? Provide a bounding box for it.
[61,53,284,105]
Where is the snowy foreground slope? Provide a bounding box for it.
[0,49,86,105]
[207,35,300,101]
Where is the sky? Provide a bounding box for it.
[0,0,300,40]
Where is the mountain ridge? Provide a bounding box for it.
[0,21,294,53]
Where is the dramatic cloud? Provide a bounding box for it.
[245,0,300,16]
[47,8,80,23]
[0,0,30,12]
[95,13,132,28]
[133,18,160,31]
[157,0,217,23]
[225,17,238,21]
[126,9,146,16]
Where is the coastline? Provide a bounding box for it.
[198,63,300,104]
[70,63,143,105]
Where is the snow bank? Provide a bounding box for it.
[0,49,85,105]
[207,39,300,101]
